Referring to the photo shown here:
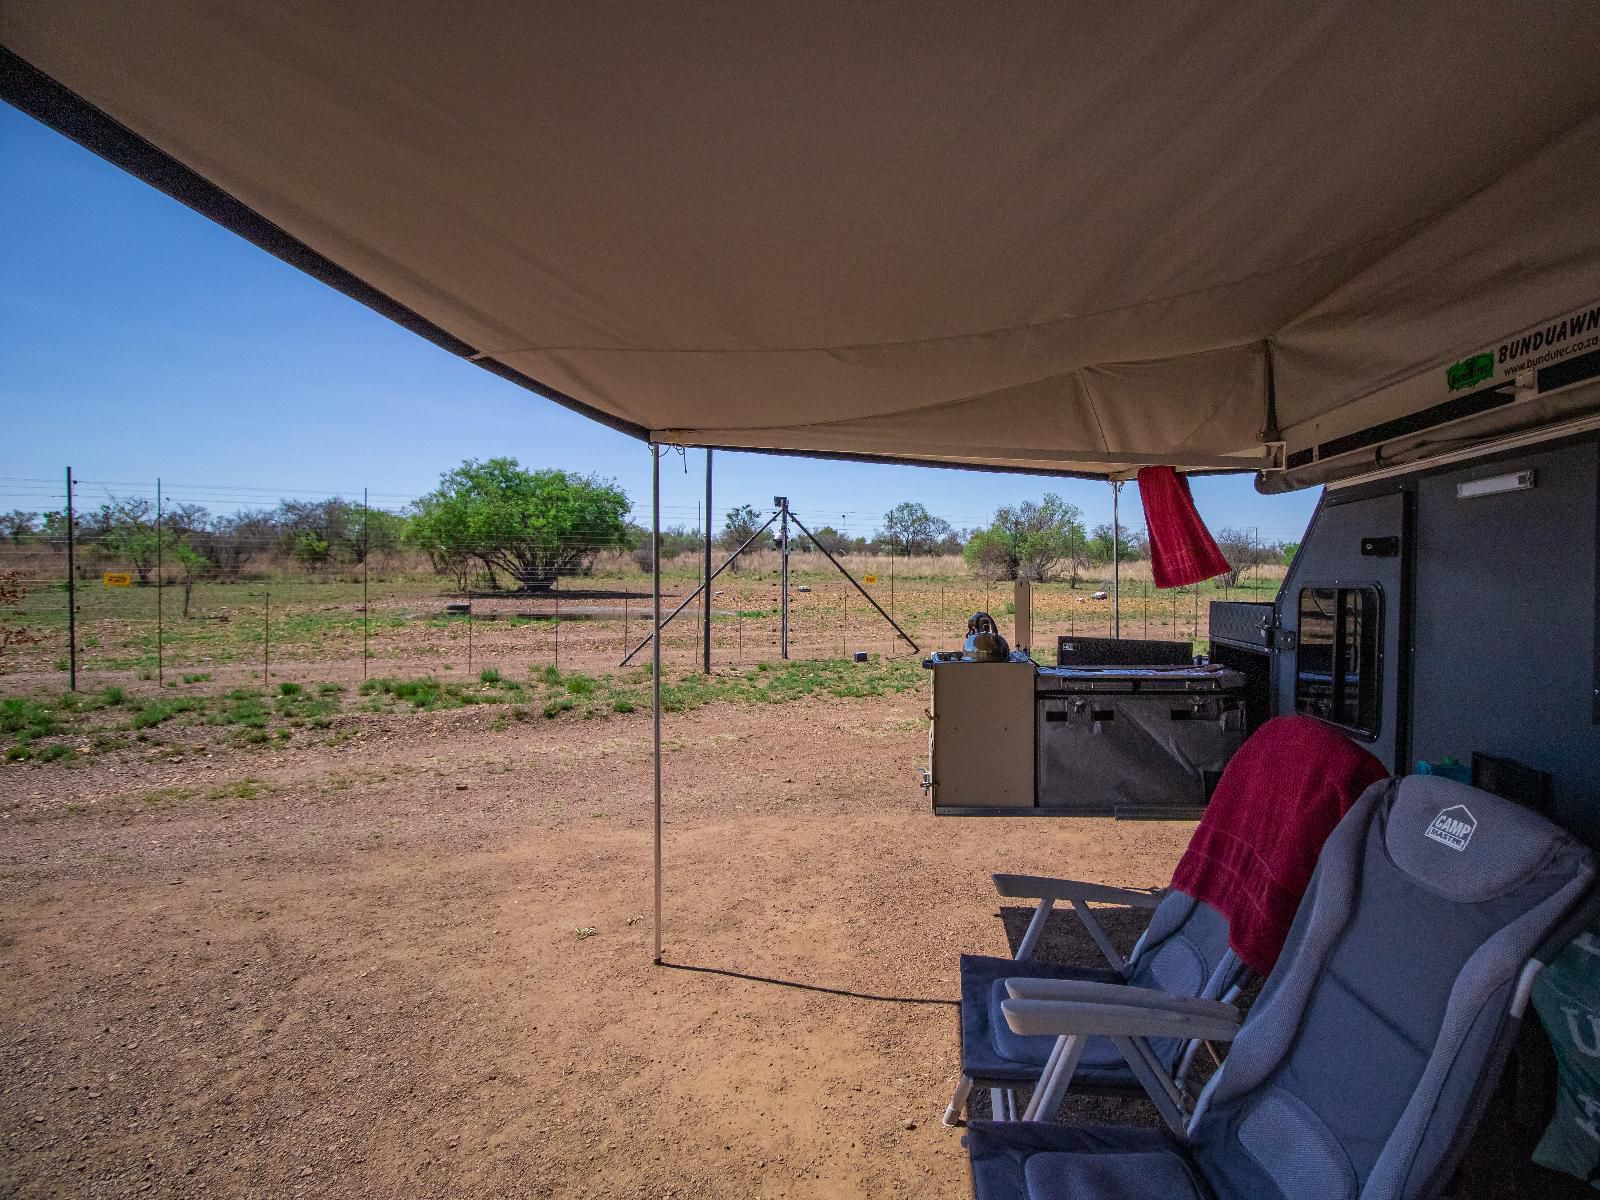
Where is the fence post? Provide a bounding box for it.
[156,476,163,686]
[65,466,77,691]
[362,487,370,680]
[263,589,270,682]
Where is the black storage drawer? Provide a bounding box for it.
[1209,601,1275,650]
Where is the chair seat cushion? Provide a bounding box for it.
[959,954,1172,1088]
[968,1121,1206,1200]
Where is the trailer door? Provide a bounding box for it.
[1274,491,1406,771]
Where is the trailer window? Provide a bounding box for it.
[1295,586,1381,737]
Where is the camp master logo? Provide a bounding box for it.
[1425,805,1477,852]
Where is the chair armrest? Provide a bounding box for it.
[1004,977,1242,1022]
[1000,996,1243,1043]
[992,873,1167,908]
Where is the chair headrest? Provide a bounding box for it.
[1384,776,1577,902]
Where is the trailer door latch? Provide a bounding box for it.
[1361,535,1400,557]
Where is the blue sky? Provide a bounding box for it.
[0,102,1318,543]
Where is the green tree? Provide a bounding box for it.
[719,505,766,551]
[88,496,162,584]
[407,458,631,592]
[879,502,952,555]
[963,494,1088,584]
[1281,541,1301,566]
[0,511,40,545]
[1214,527,1275,588]
[1088,523,1145,563]
[717,504,771,571]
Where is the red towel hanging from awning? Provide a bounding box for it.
[1136,466,1231,589]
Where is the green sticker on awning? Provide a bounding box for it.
[1447,352,1494,392]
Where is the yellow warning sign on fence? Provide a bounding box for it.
[102,572,133,587]
[862,574,878,585]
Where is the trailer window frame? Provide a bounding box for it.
[1293,584,1384,739]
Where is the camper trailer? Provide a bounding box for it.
[926,341,1600,834]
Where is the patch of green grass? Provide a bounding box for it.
[205,778,267,801]
[479,668,503,684]
[4,745,31,762]
[278,681,303,697]
[39,743,78,764]
[363,677,449,708]
[562,672,597,697]
[181,673,211,684]
[317,682,345,695]
[141,785,197,805]
[542,696,576,718]
[1,698,57,741]
[129,697,204,729]
[534,664,563,687]
[214,691,269,728]
[611,697,635,714]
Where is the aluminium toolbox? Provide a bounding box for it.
[1035,665,1247,816]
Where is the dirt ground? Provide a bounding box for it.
[0,686,1191,1198]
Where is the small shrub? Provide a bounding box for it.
[563,673,597,697]
[40,744,77,764]
[611,698,635,714]
[479,668,503,684]
[542,697,576,718]
[278,682,303,697]
[4,745,30,762]
[1,698,57,740]
[130,697,203,729]
[535,665,562,687]
[182,673,211,685]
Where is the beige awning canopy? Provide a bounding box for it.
[6,3,1600,486]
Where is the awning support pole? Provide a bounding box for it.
[652,445,664,965]
[778,496,790,659]
[702,449,713,674]
[1111,480,1121,639]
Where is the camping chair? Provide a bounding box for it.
[946,715,1386,1128]
[967,775,1597,1200]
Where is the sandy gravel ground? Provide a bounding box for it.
[0,689,1191,1198]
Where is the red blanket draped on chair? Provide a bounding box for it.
[1172,715,1389,975]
